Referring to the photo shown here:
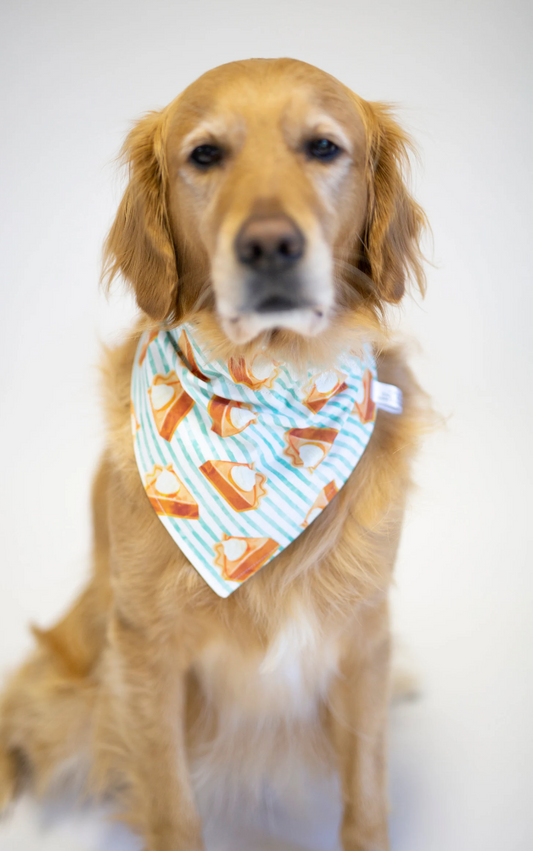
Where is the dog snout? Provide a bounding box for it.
[235,215,305,275]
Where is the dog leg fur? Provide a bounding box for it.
[328,601,391,851]
[95,616,204,851]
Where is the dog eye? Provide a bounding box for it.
[307,138,341,161]
[190,145,223,168]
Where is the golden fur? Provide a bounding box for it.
[0,58,429,850]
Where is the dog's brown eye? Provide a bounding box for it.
[190,144,223,168]
[307,138,341,161]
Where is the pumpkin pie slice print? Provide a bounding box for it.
[302,369,348,413]
[178,329,210,382]
[284,427,339,471]
[207,395,258,437]
[353,369,376,425]
[214,534,280,582]
[148,371,195,441]
[228,354,279,390]
[138,329,159,366]
[200,460,267,511]
[301,480,339,527]
[145,464,199,519]
[130,400,140,437]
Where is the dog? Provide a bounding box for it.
[0,58,428,851]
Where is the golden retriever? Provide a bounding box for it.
[0,58,428,851]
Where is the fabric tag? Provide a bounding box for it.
[371,380,403,414]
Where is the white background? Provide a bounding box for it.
[1,0,532,849]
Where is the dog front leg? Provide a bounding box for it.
[100,615,203,851]
[328,604,391,851]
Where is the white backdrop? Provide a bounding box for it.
[1,1,532,849]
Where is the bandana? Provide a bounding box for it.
[130,322,401,597]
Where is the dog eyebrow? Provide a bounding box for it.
[305,115,351,152]
[180,117,242,157]
[180,125,223,156]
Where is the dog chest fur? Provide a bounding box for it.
[194,604,340,721]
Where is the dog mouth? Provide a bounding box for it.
[219,303,330,344]
[255,293,303,313]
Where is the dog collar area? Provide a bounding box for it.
[130,322,402,597]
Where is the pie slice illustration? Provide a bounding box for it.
[138,329,159,366]
[353,369,376,425]
[207,395,258,437]
[301,480,339,527]
[283,427,339,471]
[130,400,140,436]
[213,534,280,582]
[228,354,279,390]
[148,371,195,441]
[200,460,267,511]
[302,369,348,413]
[145,464,199,519]
[178,329,210,382]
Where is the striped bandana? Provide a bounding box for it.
[131,322,399,597]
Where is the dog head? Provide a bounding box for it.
[103,59,426,351]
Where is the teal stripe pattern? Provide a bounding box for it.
[130,321,378,597]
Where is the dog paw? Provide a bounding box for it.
[0,748,17,816]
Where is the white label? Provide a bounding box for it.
[371,380,403,414]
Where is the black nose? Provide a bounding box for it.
[235,215,305,274]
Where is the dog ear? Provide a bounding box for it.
[358,101,427,303]
[102,110,177,320]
